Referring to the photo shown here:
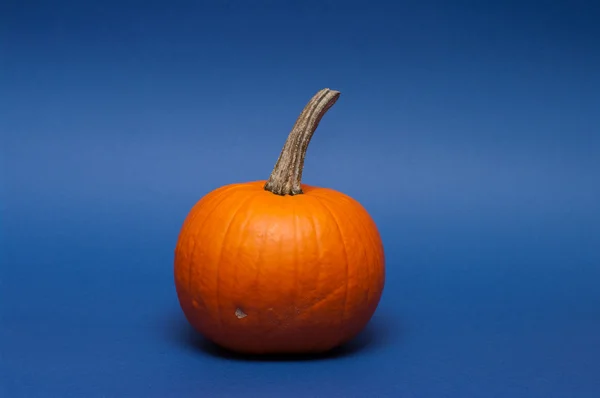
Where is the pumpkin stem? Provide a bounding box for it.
[264,88,341,196]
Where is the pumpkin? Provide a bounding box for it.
[174,88,385,355]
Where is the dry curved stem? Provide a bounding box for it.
[264,88,341,196]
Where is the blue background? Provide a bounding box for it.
[2,1,600,397]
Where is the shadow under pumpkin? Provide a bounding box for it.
[164,310,398,361]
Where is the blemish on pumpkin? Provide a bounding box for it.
[192,300,200,309]
[235,308,247,319]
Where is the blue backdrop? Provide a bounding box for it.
[2,1,600,397]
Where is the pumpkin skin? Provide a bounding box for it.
[174,181,385,354]
[174,89,385,355]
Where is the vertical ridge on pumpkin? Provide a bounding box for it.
[250,207,270,348]
[291,200,299,322]
[225,192,261,324]
[313,196,351,329]
[361,215,385,306]
[353,205,385,304]
[180,185,240,310]
[308,196,324,320]
[174,185,225,291]
[311,191,382,311]
[213,191,259,330]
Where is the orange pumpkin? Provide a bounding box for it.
[174,88,385,355]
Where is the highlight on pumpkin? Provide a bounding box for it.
[173,88,385,355]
